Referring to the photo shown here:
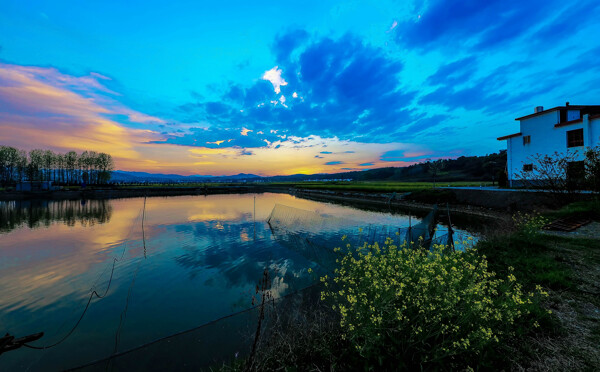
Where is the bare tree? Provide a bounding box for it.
[515,151,580,196]
[28,149,45,182]
[0,146,21,186]
[584,145,600,192]
[427,159,446,189]
[42,150,55,182]
[0,147,115,186]
[65,151,77,184]
[97,153,114,184]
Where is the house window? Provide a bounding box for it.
[523,135,531,145]
[523,164,533,172]
[567,129,584,148]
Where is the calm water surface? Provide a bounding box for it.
[0,193,476,370]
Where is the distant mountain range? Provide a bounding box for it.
[111,170,262,183]
[112,151,508,183]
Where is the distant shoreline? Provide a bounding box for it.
[2,184,592,220]
[0,185,509,220]
[0,185,282,201]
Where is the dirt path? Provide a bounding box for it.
[524,235,600,370]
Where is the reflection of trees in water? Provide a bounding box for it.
[0,199,112,232]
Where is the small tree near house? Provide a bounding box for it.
[515,147,600,196]
[584,145,600,192]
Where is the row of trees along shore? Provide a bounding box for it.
[0,146,114,186]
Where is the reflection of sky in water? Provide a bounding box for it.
[0,193,477,370]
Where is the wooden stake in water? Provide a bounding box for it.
[253,195,256,240]
[142,196,147,259]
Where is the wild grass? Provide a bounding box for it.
[543,199,600,221]
[283,181,493,193]
[476,204,600,369]
[477,233,574,290]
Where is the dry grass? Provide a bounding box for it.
[501,236,600,371]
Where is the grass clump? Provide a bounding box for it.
[544,199,600,221]
[322,239,548,370]
[477,212,574,290]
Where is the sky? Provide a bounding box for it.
[1,0,599,176]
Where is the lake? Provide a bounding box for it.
[0,193,477,370]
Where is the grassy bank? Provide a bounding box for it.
[217,200,599,371]
[274,180,494,193]
[476,203,600,369]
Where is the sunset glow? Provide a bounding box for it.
[1,1,599,176]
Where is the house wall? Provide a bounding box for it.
[504,108,600,186]
[508,111,559,183]
[590,117,600,146]
[507,111,600,185]
[507,111,600,186]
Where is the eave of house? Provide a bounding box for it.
[554,118,583,128]
[497,132,521,141]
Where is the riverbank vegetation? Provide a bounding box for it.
[0,145,114,186]
[271,180,493,193]
[221,200,599,371]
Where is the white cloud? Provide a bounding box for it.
[240,127,253,136]
[387,20,398,32]
[292,92,298,98]
[262,66,288,94]
[279,95,288,108]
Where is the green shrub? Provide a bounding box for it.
[322,239,548,369]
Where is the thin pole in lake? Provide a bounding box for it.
[142,196,147,259]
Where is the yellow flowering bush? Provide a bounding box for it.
[322,239,547,369]
[512,211,549,240]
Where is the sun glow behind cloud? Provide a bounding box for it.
[0,62,424,176]
[2,0,599,177]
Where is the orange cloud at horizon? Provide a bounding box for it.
[0,62,429,176]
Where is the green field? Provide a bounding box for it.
[271,181,494,193]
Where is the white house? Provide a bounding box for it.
[498,103,600,187]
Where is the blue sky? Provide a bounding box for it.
[1,0,599,175]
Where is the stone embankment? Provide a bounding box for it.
[293,188,507,220]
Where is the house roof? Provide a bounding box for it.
[515,105,600,121]
[497,132,521,141]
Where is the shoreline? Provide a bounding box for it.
[292,188,508,221]
[0,185,510,222]
[0,185,288,201]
